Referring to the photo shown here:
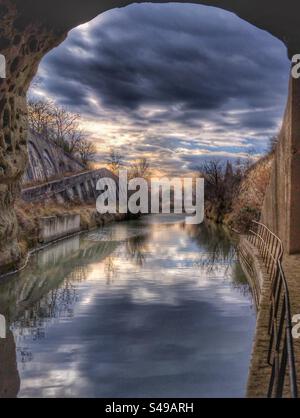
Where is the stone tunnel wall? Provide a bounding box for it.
[0,0,70,273]
[261,76,300,254]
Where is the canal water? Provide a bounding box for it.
[0,215,255,398]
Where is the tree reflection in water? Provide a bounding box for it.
[125,233,150,267]
[187,222,253,301]
[0,234,122,383]
[104,256,118,285]
[0,224,152,381]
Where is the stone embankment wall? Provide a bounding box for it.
[39,214,81,243]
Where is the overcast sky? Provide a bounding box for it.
[30,3,290,175]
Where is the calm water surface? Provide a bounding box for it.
[0,215,255,398]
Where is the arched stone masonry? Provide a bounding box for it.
[23,132,85,184]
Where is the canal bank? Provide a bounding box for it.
[238,237,273,397]
[0,199,131,279]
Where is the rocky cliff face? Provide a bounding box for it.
[0,0,300,272]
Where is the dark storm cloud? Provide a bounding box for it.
[32,3,290,172]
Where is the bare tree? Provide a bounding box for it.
[199,160,225,200]
[28,98,93,166]
[28,99,55,137]
[106,148,124,173]
[62,128,87,155]
[268,135,278,154]
[50,105,81,148]
[76,139,97,167]
[129,157,151,179]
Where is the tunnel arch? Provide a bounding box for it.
[11,1,300,56]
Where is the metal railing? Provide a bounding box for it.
[248,221,298,398]
[238,244,260,309]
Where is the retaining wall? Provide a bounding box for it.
[39,214,81,243]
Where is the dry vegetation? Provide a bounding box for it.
[226,154,273,232]
[201,151,274,232]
